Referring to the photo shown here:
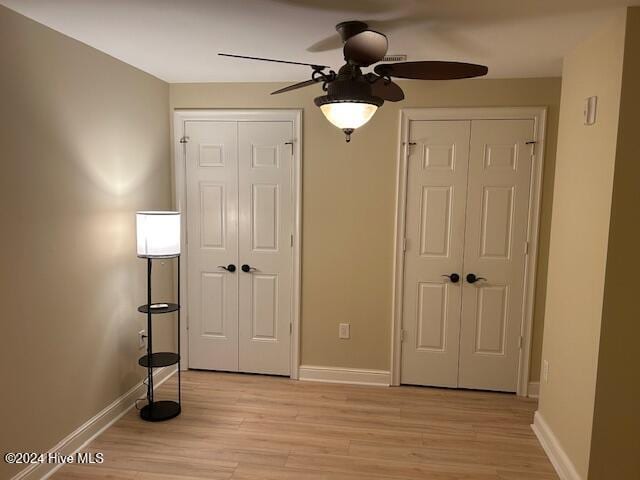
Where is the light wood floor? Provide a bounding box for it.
[52,370,557,480]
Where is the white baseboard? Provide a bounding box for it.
[11,366,177,480]
[531,411,583,480]
[298,365,390,386]
[528,381,540,398]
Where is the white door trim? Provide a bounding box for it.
[173,109,303,379]
[391,107,547,396]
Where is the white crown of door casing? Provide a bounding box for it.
[391,107,547,396]
[173,109,303,379]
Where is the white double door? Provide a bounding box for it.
[401,119,534,392]
[186,120,293,376]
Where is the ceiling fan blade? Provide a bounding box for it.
[271,78,322,95]
[308,34,343,52]
[365,73,404,102]
[343,30,388,67]
[374,61,488,80]
[218,53,328,70]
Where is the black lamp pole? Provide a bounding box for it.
[138,255,181,422]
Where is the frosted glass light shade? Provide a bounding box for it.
[136,211,181,258]
[320,102,378,130]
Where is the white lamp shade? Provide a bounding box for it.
[136,211,181,258]
[320,102,378,130]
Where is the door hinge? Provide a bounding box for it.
[403,142,417,158]
[400,329,407,342]
[185,315,189,330]
[519,336,523,349]
[526,140,536,156]
[289,323,292,335]
[285,141,294,155]
[402,238,407,252]
[179,136,190,144]
[524,241,529,254]
[290,234,294,247]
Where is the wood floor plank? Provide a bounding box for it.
[239,418,425,447]
[232,463,395,480]
[286,452,500,479]
[50,465,139,480]
[51,371,557,480]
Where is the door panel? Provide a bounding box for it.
[416,282,448,351]
[186,121,239,371]
[238,121,292,375]
[458,119,534,391]
[200,184,226,248]
[251,184,279,251]
[479,186,514,259]
[200,272,226,336]
[473,285,508,354]
[419,186,453,257]
[401,120,470,387]
[251,274,278,340]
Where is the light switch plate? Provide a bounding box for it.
[584,96,598,125]
[339,323,350,339]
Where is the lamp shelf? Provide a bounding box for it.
[137,303,180,314]
[138,352,180,368]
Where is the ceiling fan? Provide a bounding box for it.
[219,20,488,142]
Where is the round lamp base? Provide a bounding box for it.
[140,400,181,422]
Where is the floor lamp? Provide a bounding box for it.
[136,211,182,421]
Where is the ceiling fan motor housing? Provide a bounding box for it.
[313,64,384,109]
[335,20,369,42]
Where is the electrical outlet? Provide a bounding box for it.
[339,323,350,339]
[542,360,549,383]
[138,330,147,349]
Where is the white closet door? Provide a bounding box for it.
[185,121,239,371]
[400,120,471,387]
[237,122,293,375]
[458,119,534,391]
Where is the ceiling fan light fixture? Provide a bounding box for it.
[314,62,384,142]
[317,100,380,129]
[318,101,379,141]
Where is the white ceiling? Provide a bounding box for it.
[2,0,638,82]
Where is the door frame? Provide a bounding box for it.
[173,109,303,379]
[391,107,547,396]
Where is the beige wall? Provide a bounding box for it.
[537,10,627,479]
[171,78,560,377]
[0,6,172,479]
[588,8,640,479]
